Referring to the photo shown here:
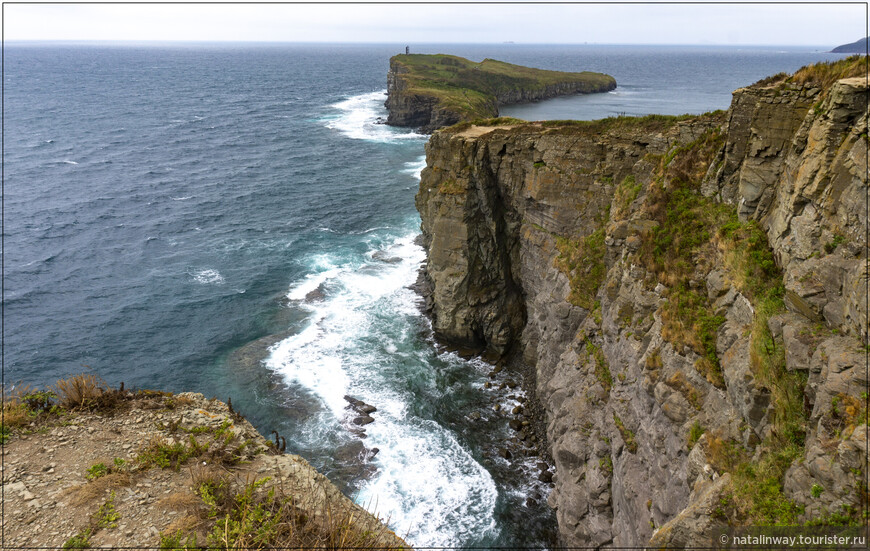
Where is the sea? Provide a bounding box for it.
[4,42,846,548]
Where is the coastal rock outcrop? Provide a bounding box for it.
[386,54,616,133]
[416,58,868,547]
[1,388,407,549]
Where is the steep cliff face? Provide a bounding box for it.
[416,62,868,548]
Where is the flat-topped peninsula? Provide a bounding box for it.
[385,54,616,132]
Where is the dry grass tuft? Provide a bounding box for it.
[666,371,703,410]
[160,491,202,512]
[706,430,743,474]
[161,514,201,541]
[55,374,107,409]
[66,472,132,506]
[163,470,408,550]
[789,55,867,90]
[2,385,32,430]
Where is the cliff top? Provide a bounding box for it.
[386,53,616,132]
[1,376,408,549]
[392,53,615,99]
[440,111,725,139]
[748,55,867,91]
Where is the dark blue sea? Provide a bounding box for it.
[4,42,846,548]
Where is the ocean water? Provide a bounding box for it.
[4,43,847,548]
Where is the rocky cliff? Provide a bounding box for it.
[386,54,616,133]
[1,383,407,549]
[416,58,868,548]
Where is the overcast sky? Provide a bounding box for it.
[3,2,866,46]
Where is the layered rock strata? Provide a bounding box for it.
[416,67,868,547]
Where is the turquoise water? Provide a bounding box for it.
[4,43,846,547]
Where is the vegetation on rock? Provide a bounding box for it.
[386,53,616,131]
[3,376,407,550]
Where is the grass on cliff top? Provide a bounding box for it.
[788,55,867,89]
[395,53,615,96]
[393,53,615,120]
[444,110,726,138]
[160,468,407,550]
[751,55,868,91]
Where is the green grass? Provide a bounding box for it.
[160,531,199,550]
[613,413,638,453]
[638,129,731,387]
[63,531,91,549]
[599,455,613,475]
[175,473,407,550]
[86,462,110,481]
[555,207,609,311]
[729,444,805,526]
[718,219,806,451]
[136,435,208,471]
[687,421,705,450]
[392,53,615,124]
[612,174,642,219]
[586,340,612,393]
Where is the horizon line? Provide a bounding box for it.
[2,39,845,48]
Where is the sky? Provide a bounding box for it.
[2,2,867,46]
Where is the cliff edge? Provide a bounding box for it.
[1,381,408,549]
[385,54,616,133]
[416,56,868,547]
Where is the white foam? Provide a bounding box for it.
[266,231,500,546]
[323,91,427,144]
[361,418,499,546]
[190,268,224,285]
[286,266,344,301]
[171,196,192,201]
[59,160,78,165]
[401,156,427,181]
[265,317,351,416]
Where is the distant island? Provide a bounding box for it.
[385,54,616,132]
[831,36,869,53]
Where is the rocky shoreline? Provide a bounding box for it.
[412,266,557,501]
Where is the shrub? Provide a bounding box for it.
[55,374,106,409]
[687,421,705,450]
[136,436,202,471]
[86,463,110,481]
[62,530,91,549]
